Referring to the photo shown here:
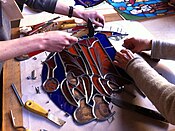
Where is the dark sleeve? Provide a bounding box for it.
[15,0,57,13]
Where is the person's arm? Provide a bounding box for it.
[0,31,77,61]
[114,49,175,125]
[122,37,152,53]
[19,0,104,27]
[151,40,175,60]
[123,37,175,60]
[126,57,175,125]
[54,2,104,27]
[15,0,57,13]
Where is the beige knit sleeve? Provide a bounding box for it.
[126,57,175,125]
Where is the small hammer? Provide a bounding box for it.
[72,18,94,37]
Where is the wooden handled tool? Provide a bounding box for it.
[60,23,87,30]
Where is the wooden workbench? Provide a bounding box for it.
[2,3,175,131]
[2,28,23,131]
[1,10,123,131]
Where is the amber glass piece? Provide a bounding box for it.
[74,98,95,124]
[92,94,113,121]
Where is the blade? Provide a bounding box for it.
[111,97,168,122]
[48,113,66,126]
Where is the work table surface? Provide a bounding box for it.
[2,3,175,131]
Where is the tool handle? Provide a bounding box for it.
[31,22,45,30]
[60,23,77,30]
[25,100,48,118]
[26,129,32,131]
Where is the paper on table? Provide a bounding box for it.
[20,52,124,131]
[20,21,175,131]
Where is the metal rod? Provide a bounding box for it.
[11,83,24,106]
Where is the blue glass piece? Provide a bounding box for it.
[41,63,48,82]
[79,33,117,60]
[94,33,116,60]
[95,33,112,47]
[74,0,104,7]
[112,32,128,37]
[104,47,116,61]
[54,53,66,82]
[41,53,76,115]
[48,88,76,115]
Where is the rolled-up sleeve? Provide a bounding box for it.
[151,40,175,60]
[16,0,57,13]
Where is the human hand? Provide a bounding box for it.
[169,0,175,5]
[113,49,135,70]
[39,31,78,52]
[54,2,104,27]
[123,37,152,53]
[81,10,105,27]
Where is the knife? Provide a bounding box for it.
[11,83,66,126]
[110,96,168,122]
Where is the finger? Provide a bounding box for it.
[93,20,104,27]
[120,49,127,53]
[126,49,134,58]
[115,51,124,58]
[121,49,134,59]
[97,16,105,26]
[69,36,78,43]
[113,60,119,66]
[118,52,129,61]
[115,53,124,62]
[113,60,121,68]
[121,49,131,55]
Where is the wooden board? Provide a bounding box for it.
[2,28,23,131]
[1,0,23,21]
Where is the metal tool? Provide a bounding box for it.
[11,83,66,127]
[71,19,129,38]
[11,83,24,106]
[72,18,95,38]
[110,96,168,122]
[10,110,31,131]
[27,16,60,35]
